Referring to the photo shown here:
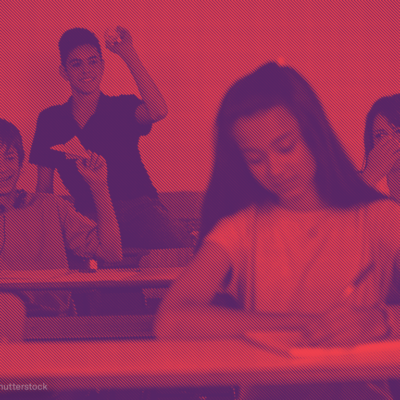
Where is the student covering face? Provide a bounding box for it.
[361,94,400,202]
[155,63,399,399]
[0,119,121,327]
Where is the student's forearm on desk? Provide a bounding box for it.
[91,183,122,262]
[154,305,312,339]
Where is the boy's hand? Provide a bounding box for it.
[105,26,137,59]
[75,151,108,190]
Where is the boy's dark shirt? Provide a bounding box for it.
[29,93,158,214]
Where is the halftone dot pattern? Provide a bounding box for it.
[1,1,400,399]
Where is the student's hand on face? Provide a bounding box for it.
[76,151,108,189]
[105,26,136,58]
[363,136,400,186]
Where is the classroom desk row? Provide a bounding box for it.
[0,267,184,291]
[0,266,182,340]
[1,337,400,392]
[1,266,400,394]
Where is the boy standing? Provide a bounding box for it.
[29,27,186,249]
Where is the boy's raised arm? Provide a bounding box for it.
[76,151,122,262]
[105,26,168,124]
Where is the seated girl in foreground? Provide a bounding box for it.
[154,63,399,399]
[0,119,122,341]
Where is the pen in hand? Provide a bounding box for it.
[343,263,374,298]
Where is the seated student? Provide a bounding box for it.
[361,95,400,300]
[0,119,122,322]
[154,63,399,399]
[29,27,187,250]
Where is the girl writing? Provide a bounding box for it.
[155,63,399,399]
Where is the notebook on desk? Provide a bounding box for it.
[244,331,303,357]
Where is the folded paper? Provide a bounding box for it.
[51,136,90,159]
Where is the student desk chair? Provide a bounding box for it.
[95,247,193,316]
[0,267,184,340]
[68,246,192,316]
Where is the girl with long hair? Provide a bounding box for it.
[155,63,398,399]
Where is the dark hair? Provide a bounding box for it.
[59,28,102,67]
[364,94,400,165]
[0,119,25,166]
[198,62,386,248]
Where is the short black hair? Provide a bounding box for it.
[59,28,102,67]
[0,119,25,166]
[364,94,400,162]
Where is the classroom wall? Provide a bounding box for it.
[1,1,399,194]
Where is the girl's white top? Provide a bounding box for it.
[205,200,399,317]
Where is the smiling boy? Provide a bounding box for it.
[0,118,122,320]
[29,27,186,249]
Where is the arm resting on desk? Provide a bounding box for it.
[155,305,313,340]
[154,241,311,339]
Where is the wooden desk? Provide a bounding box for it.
[25,315,154,340]
[0,267,184,291]
[1,338,400,392]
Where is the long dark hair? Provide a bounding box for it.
[198,62,386,248]
[364,94,400,167]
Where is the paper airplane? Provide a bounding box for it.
[51,136,91,159]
